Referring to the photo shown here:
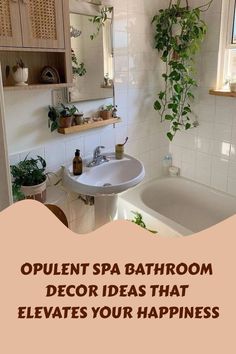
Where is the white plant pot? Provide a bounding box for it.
[21,180,47,203]
[12,68,28,86]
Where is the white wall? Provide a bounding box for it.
[170,0,236,196]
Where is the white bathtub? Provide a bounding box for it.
[120,177,236,236]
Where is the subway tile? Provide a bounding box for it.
[44,142,66,172]
[65,137,84,164]
[211,173,228,193]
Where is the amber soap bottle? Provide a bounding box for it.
[73,149,83,176]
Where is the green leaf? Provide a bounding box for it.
[159,91,165,100]
[167,132,174,141]
[185,123,191,130]
[165,114,173,121]
[187,92,194,99]
[51,121,58,132]
[174,84,182,93]
[154,100,162,111]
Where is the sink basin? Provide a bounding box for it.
[63,153,145,196]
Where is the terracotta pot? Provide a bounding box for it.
[59,115,73,128]
[100,110,112,120]
[21,180,47,203]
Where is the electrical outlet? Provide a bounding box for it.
[51,89,65,107]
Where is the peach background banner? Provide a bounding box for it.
[0,200,235,353]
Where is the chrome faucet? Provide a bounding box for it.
[87,146,109,167]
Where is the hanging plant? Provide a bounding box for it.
[89,6,113,40]
[152,0,213,141]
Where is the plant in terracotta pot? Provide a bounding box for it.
[12,59,28,86]
[48,104,78,131]
[11,155,47,203]
[100,104,114,120]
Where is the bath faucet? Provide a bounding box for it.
[87,146,109,167]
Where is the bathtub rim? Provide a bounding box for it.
[120,176,236,236]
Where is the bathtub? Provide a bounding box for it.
[119,177,236,236]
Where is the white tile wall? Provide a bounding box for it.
[170,0,236,196]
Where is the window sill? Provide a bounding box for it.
[209,89,236,97]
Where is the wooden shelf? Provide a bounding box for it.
[209,89,236,97]
[58,118,121,135]
[3,83,71,91]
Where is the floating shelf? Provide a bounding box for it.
[209,89,236,97]
[58,118,121,135]
[3,83,71,91]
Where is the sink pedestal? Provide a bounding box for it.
[94,195,118,229]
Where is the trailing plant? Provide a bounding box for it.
[131,212,157,234]
[72,49,86,77]
[89,6,113,40]
[48,104,78,132]
[152,0,213,141]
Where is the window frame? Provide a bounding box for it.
[217,0,236,89]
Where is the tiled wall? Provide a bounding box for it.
[170,0,236,196]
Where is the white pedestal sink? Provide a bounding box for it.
[63,153,145,228]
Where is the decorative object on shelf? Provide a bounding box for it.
[100,104,114,120]
[89,6,113,40]
[12,59,28,86]
[71,49,86,78]
[11,155,47,203]
[48,104,78,132]
[41,66,60,84]
[152,0,213,141]
[74,112,84,125]
[112,105,118,118]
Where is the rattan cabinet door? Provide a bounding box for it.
[19,0,65,49]
[0,0,22,47]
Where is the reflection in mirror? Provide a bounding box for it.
[68,5,114,102]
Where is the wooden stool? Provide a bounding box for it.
[45,204,69,228]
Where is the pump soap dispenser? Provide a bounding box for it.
[73,149,83,176]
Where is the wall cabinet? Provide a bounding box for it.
[0,0,65,49]
[0,0,72,89]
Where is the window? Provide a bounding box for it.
[217,0,236,89]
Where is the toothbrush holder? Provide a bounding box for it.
[115,144,124,159]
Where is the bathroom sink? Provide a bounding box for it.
[63,153,145,196]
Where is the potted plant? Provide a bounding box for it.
[11,155,47,203]
[100,104,115,120]
[12,59,28,86]
[48,104,78,131]
[152,0,213,141]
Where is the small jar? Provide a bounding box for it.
[115,144,124,159]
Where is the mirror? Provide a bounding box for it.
[68,1,114,102]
